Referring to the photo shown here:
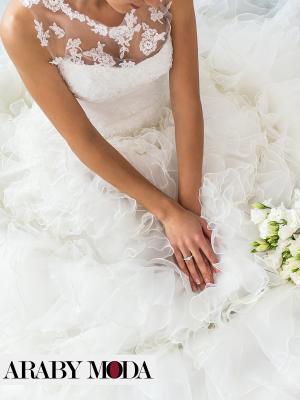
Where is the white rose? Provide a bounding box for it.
[286,209,300,230]
[263,198,273,208]
[277,238,294,253]
[289,237,300,257]
[290,271,300,285]
[280,261,295,280]
[278,225,297,241]
[259,219,270,239]
[268,204,287,223]
[263,250,283,271]
[280,257,300,279]
[250,208,269,224]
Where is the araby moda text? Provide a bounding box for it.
[3,360,153,380]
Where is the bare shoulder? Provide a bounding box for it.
[170,0,197,51]
[0,0,31,45]
[0,0,49,69]
[170,0,195,23]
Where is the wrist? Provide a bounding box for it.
[178,192,202,215]
[153,195,181,224]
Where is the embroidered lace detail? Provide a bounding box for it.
[108,11,141,59]
[119,60,136,68]
[82,42,116,67]
[140,23,167,56]
[49,22,65,38]
[23,0,39,6]
[65,37,83,64]
[86,17,108,36]
[50,56,64,66]
[23,0,173,67]
[149,7,165,24]
[34,19,50,46]
[42,0,64,12]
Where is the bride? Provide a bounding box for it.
[0,0,300,398]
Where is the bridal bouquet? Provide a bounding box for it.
[250,190,300,286]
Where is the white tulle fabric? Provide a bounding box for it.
[0,0,300,398]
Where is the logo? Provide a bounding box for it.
[0,355,157,385]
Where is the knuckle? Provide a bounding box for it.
[177,239,185,248]
[173,247,181,256]
[194,232,203,242]
[171,241,179,250]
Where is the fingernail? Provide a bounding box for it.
[196,279,201,285]
[214,267,223,273]
[205,283,217,288]
[212,263,222,271]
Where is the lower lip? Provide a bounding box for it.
[130,3,139,8]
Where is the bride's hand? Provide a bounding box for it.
[161,203,219,292]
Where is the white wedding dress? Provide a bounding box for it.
[0,0,300,398]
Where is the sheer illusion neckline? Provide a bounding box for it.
[62,0,138,29]
[23,0,173,68]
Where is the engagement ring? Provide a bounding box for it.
[183,254,193,261]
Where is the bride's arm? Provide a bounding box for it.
[0,4,177,222]
[0,2,217,291]
[169,0,204,216]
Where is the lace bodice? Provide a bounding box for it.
[20,1,174,139]
[21,0,172,67]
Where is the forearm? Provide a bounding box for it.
[66,127,178,222]
[172,96,204,215]
[168,0,205,215]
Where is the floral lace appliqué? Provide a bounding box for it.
[140,23,167,56]
[82,42,116,67]
[49,22,65,38]
[22,0,39,6]
[34,19,50,46]
[42,0,64,12]
[109,10,141,59]
[149,7,165,24]
[65,37,83,64]
[24,0,172,67]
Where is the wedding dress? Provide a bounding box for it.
[0,0,300,398]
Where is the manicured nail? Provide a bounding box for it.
[213,267,223,273]
[212,263,223,272]
[205,283,217,288]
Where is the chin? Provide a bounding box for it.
[113,2,141,13]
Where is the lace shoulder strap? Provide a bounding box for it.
[20,0,173,67]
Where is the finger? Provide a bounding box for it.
[200,249,217,287]
[200,218,213,240]
[181,246,204,286]
[202,235,222,273]
[212,262,223,273]
[197,232,219,266]
[198,243,221,275]
[190,244,214,285]
[189,274,198,293]
[174,248,199,292]
[198,225,221,273]
[173,247,190,277]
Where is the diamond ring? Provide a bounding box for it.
[183,254,193,262]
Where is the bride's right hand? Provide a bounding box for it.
[160,204,219,292]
